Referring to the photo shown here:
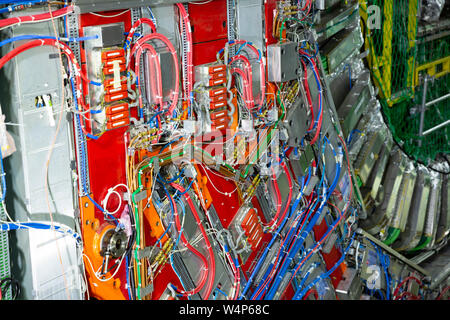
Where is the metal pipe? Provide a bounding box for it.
[422,119,450,137]
[430,262,450,290]
[418,76,429,147]
[357,228,430,276]
[426,93,450,107]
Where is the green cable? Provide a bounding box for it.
[383,227,401,246]
[280,17,303,43]
[131,157,156,300]
[240,88,284,179]
[407,235,432,253]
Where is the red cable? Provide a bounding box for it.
[303,288,319,300]
[169,185,208,297]
[125,18,156,47]
[299,0,313,21]
[230,55,255,109]
[0,39,95,136]
[129,33,180,114]
[134,43,163,108]
[0,6,74,29]
[230,40,266,105]
[393,276,423,300]
[301,59,315,132]
[272,162,293,230]
[395,291,420,300]
[231,67,254,110]
[171,182,216,300]
[437,286,450,300]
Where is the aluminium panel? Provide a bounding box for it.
[73,0,207,14]
[236,0,264,55]
[361,148,405,235]
[436,174,450,243]
[393,168,431,252]
[353,130,386,186]
[337,71,371,137]
[389,161,416,232]
[171,190,233,300]
[425,173,442,248]
[267,41,301,82]
[316,1,359,42]
[0,16,82,300]
[321,27,364,73]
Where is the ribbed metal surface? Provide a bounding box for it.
[0,204,11,300]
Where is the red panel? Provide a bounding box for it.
[197,164,241,227]
[280,283,295,300]
[265,0,279,47]
[77,11,134,300]
[193,39,228,66]
[188,0,228,43]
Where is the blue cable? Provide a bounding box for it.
[347,129,362,145]
[215,288,228,298]
[0,222,81,243]
[239,201,294,299]
[0,0,46,13]
[125,255,132,299]
[297,262,321,292]
[343,64,352,89]
[0,34,99,48]
[159,136,182,155]
[0,148,7,202]
[292,232,355,300]
[70,77,117,225]
[155,175,176,248]
[370,240,391,300]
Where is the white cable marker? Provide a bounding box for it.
[112,60,122,89]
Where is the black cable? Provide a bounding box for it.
[0,277,20,300]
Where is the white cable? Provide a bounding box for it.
[89,9,130,18]
[200,164,237,196]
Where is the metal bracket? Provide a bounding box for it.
[136,246,161,260]
[138,284,154,298]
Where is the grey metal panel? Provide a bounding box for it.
[353,130,386,186]
[173,191,233,300]
[142,5,177,46]
[425,173,442,248]
[337,71,371,137]
[283,97,308,148]
[0,16,82,300]
[329,71,352,110]
[362,148,405,235]
[267,42,300,82]
[436,174,450,244]
[236,0,264,54]
[336,267,363,300]
[393,168,431,252]
[364,139,393,201]
[397,165,417,232]
[316,1,359,42]
[74,0,207,13]
[321,27,364,73]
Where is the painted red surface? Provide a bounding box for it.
[188,0,228,44]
